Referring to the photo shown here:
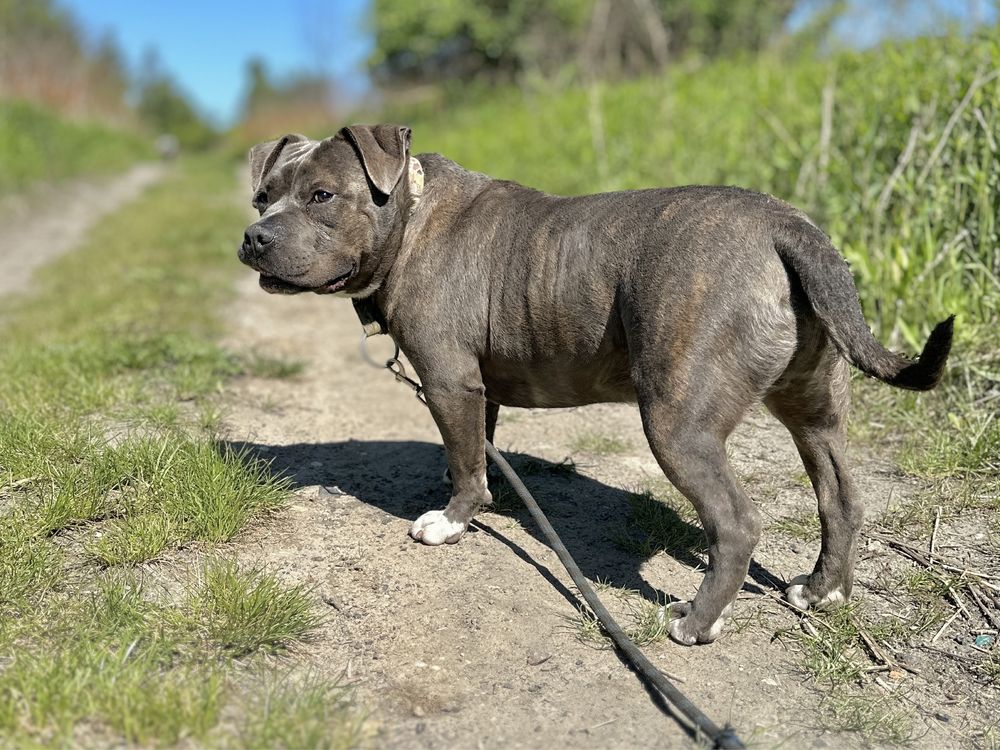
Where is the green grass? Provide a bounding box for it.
[570,433,631,455]
[189,560,323,657]
[771,510,821,541]
[0,100,153,194]
[614,484,705,560]
[0,157,350,747]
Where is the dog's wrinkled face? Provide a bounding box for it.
[238,125,411,298]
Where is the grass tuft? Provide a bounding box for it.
[190,560,323,657]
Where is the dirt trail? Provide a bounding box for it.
[221,199,990,746]
[0,164,164,297]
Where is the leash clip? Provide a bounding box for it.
[359,332,426,404]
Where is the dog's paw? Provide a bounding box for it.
[659,601,731,646]
[409,510,467,545]
[785,574,847,611]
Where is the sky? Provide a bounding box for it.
[62,0,373,126]
[62,0,996,127]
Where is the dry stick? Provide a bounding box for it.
[968,584,1000,632]
[973,106,997,152]
[816,73,835,194]
[917,67,1000,185]
[875,112,925,218]
[852,616,920,676]
[870,532,999,581]
[929,506,942,564]
[911,228,970,288]
[931,609,962,644]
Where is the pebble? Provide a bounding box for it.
[527,650,552,666]
[317,484,346,498]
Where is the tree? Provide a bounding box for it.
[367,0,801,84]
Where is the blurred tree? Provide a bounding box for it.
[136,50,216,149]
[234,58,341,144]
[0,0,133,123]
[367,0,802,83]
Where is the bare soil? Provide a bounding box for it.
[0,164,164,298]
[220,263,998,748]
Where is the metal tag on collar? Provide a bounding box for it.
[352,297,385,337]
[408,157,423,202]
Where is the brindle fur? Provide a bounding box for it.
[239,125,953,645]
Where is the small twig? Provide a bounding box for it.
[870,532,999,581]
[763,589,836,632]
[816,72,836,193]
[875,111,925,218]
[973,106,997,152]
[917,67,1000,184]
[931,609,962,644]
[587,718,617,732]
[919,644,975,663]
[968,585,1000,631]
[852,616,920,676]
[929,506,942,563]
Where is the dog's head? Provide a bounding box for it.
[238,124,414,297]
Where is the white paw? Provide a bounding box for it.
[659,601,731,646]
[786,575,846,610]
[409,510,467,545]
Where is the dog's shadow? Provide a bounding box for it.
[225,438,783,607]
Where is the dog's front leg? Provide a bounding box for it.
[410,373,492,546]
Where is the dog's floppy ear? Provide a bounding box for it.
[340,124,411,198]
[248,133,307,192]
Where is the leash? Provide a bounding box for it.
[359,333,745,749]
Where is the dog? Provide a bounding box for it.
[238,124,953,645]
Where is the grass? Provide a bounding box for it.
[614,483,706,561]
[770,510,821,541]
[570,433,631,455]
[572,587,671,647]
[0,157,352,747]
[819,692,915,746]
[0,100,153,195]
[190,560,323,657]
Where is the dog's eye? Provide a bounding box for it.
[311,190,334,204]
[254,191,268,206]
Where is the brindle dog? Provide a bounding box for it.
[238,125,953,645]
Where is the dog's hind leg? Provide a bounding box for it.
[765,352,862,610]
[637,394,762,645]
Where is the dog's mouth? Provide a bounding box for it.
[259,266,355,296]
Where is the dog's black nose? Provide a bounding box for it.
[240,225,275,261]
[254,227,275,247]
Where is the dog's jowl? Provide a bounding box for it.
[239,124,953,646]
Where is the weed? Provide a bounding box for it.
[188,560,322,657]
[787,604,868,686]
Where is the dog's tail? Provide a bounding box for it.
[774,219,954,391]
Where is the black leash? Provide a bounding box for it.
[360,334,745,749]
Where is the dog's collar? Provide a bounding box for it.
[353,296,387,338]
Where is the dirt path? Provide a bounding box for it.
[0,164,164,297]
[220,204,992,746]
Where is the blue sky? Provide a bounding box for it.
[63,0,995,126]
[63,0,373,125]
